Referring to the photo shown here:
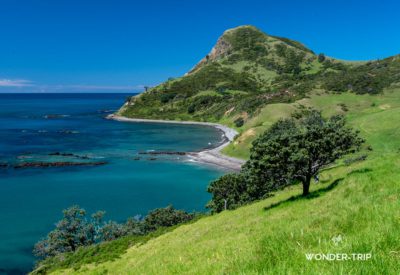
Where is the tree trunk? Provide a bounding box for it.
[224,199,227,210]
[302,176,311,196]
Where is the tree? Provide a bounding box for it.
[234,117,245,127]
[99,221,125,241]
[318,53,326,63]
[187,104,195,114]
[123,216,145,235]
[33,206,105,258]
[207,170,273,213]
[207,174,248,212]
[245,111,364,196]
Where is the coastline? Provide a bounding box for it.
[107,114,245,171]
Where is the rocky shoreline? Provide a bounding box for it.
[107,114,245,171]
[14,161,107,169]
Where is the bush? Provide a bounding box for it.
[234,117,245,127]
[160,93,176,103]
[318,53,326,63]
[188,104,195,114]
[143,205,194,231]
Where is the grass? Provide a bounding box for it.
[193,90,223,97]
[222,103,295,159]
[224,60,278,83]
[42,88,400,274]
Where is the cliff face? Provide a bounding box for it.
[187,34,232,75]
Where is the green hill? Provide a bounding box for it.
[33,26,400,274]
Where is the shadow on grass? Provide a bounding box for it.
[346,168,372,176]
[263,178,344,212]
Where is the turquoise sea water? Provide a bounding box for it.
[0,93,225,274]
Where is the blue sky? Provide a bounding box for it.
[1,0,399,93]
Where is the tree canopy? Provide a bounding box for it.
[245,111,364,196]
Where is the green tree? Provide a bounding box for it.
[207,170,274,213]
[318,53,326,63]
[33,206,105,258]
[122,216,145,235]
[100,221,126,241]
[245,111,364,196]
[234,117,245,127]
[206,174,248,212]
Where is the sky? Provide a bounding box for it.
[0,0,399,93]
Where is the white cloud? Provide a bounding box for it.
[0,79,34,87]
[0,77,146,93]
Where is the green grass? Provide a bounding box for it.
[41,88,400,275]
[303,58,324,74]
[193,90,223,97]
[224,60,278,83]
[223,103,296,159]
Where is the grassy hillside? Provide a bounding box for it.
[224,85,400,159]
[36,87,400,274]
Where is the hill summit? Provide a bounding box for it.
[188,25,314,75]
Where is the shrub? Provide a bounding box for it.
[143,205,194,231]
[318,53,326,63]
[188,104,195,114]
[234,117,245,127]
[160,93,176,103]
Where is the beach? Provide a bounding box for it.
[107,114,245,171]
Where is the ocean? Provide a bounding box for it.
[0,93,225,274]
